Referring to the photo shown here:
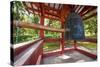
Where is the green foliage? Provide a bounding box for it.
[12,1,40,44]
[13,28,39,44]
[84,16,97,37]
[12,1,40,23]
[44,19,61,38]
[12,1,25,20]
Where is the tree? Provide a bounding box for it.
[44,19,61,38]
[11,1,40,44]
[84,16,97,37]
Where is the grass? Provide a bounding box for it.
[43,40,97,53]
[77,42,97,50]
[43,42,60,52]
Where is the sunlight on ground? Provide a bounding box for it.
[57,55,71,59]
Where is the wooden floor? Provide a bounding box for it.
[42,50,95,64]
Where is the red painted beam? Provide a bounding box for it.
[44,38,61,42]
[44,15,60,20]
[82,38,97,43]
[13,21,65,32]
[45,11,60,18]
[44,38,96,43]
[76,49,97,60]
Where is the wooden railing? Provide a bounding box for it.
[11,38,44,66]
[43,37,97,60]
[82,37,97,43]
[11,37,97,66]
[13,21,67,32]
[44,38,97,43]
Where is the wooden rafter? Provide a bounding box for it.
[81,7,96,16]
[53,4,55,9]
[23,2,97,22]
[44,15,60,20]
[23,2,31,14]
[27,7,60,19]
[58,4,61,10]
[78,6,84,13]
[75,5,82,13]
[60,5,71,22]
[44,4,59,12]
[30,3,35,14]
[83,12,97,20]
[79,6,91,16]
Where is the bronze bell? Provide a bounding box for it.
[64,12,85,40]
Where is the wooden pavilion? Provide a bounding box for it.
[11,1,97,66]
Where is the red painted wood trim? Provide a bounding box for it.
[44,38,97,43]
[76,49,97,60]
[82,38,97,43]
[44,38,61,42]
[23,42,43,65]
[73,40,77,49]
[13,38,42,57]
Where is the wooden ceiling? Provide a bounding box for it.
[23,2,97,22]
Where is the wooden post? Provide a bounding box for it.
[60,33,64,54]
[60,22,64,55]
[59,5,70,55]
[73,40,77,49]
[39,16,44,38]
[39,3,45,39]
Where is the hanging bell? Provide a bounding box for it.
[64,12,85,40]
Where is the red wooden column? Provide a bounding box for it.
[38,16,44,64]
[59,5,70,55]
[60,22,65,55]
[73,40,77,50]
[38,4,45,64]
[39,16,44,38]
[39,4,45,39]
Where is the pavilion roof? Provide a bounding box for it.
[23,2,97,22]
